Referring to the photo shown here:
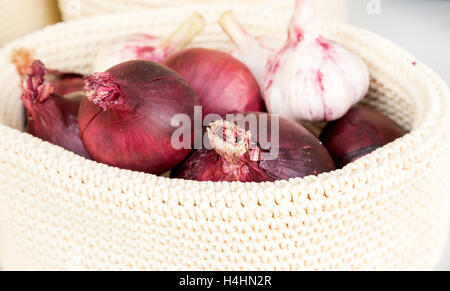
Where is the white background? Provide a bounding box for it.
[347,0,450,270]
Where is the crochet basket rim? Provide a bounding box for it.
[0,6,448,201]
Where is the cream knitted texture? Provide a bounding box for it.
[0,6,449,270]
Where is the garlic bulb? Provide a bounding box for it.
[262,0,370,122]
[218,11,285,85]
[93,12,205,72]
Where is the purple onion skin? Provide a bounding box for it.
[319,107,407,168]
[171,113,336,182]
[164,48,265,117]
[79,60,198,175]
[26,96,89,158]
[20,61,90,158]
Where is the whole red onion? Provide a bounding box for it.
[79,60,198,174]
[171,113,335,182]
[164,48,265,117]
[13,58,89,158]
[319,107,407,168]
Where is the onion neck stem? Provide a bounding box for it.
[11,48,35,77]
[19,60,54,104]
[84,72,127,111]
[207,120,260,165]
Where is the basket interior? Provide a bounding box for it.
[0,6,428,159]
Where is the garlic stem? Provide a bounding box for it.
[161,12,206,55]
[20,60,54,103]
[207,119,258,164]
[288,0,317,42]
[218,11,258,54]
[218,10,280,85]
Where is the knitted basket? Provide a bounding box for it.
[0,5,449,271]
[57,0,346,23]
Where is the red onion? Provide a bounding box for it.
[79,60,198,174]
[12,54,89,158]
[93,12,205,72]
[319,107,407,168]
[164,48,265,117]
[171,113,335,182]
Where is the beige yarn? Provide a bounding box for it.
[57,0,347,23]
[0,5,449,271]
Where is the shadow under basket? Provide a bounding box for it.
[0,5,449,270]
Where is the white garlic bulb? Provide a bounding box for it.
[218,11,285,86]
[92,12,205,72]
[262,0,370,122]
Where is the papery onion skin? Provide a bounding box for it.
[319,107,407,168]
[11,49,84,97]
[79,60,198,174]
[164,48,265,117]
[171,113,335,182]
[16,59,90,158]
